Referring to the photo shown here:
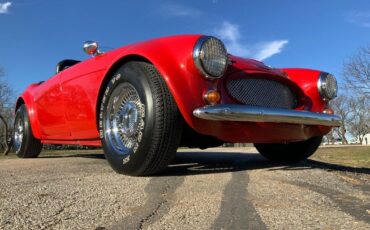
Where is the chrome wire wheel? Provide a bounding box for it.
[100,62,183,175]
[13,115,24,152]
[104,82,145,156]
[13,105,43,158]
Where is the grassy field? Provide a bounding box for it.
[312,146,370,168]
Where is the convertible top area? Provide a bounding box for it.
[56,59,80,73]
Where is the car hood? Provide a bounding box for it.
[227,55,286,77]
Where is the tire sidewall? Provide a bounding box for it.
[99,62,157,174]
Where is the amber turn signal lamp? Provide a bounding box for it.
[204,90,221,105]
[323,108,334,115]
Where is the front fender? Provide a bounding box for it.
[100,35,217,132]
[281,68,327,112]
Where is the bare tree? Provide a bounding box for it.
[0,68,13,109]
[348,96,370,144]
[0,67,13,154]
[330,95,350,144]
[343,45,370,96]
[325,129,336,145]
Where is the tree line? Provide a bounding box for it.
[327,45,370,145]
[0,67,13,153]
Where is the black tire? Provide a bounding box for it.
[13,105,43,158]
[254,136,322,163]
[100,61,183,176]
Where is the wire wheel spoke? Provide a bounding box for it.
[13,116,24,151]
[105,82,145,156]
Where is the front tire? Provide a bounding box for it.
[13,105,43,158]
[100,61,183,176]
[254,136,322,163]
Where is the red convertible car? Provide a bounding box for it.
[14,35,340,175]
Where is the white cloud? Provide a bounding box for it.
[214,21,289,61]
[214,22,249,56]
[347,11,370,28]
[254,40,289,61]
[0,1,11,14]
[162,3,203,17]
[215,21,240,42]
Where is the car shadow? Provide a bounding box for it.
[39,153,106,159]
[157,152,281,176]
[159,151,370,177]
[38,150,370,177]
[304,159,370,175]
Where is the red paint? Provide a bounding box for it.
[16,34,334,146]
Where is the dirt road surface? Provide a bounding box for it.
[0,147,369,229]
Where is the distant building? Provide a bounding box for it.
[362,134,370,145]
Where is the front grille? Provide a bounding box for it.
[226,78,297,109]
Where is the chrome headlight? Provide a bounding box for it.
[317,73,338,100]
[193,36,228,79]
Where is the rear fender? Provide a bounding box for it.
[16,85,42,139]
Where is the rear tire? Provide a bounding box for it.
[254,136,322,163]
[100,61,183,176]
[13,105,43,158]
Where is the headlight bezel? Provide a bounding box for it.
[317,72,338,101]
[193,36,228,79]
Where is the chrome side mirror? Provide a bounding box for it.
[83,41,103,56]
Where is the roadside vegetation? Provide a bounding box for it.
[312,146,370,168]
[326,45,370,145]
[0,67,13,155]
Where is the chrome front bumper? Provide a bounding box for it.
[193,105,341,127]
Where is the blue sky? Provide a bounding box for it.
[0,0,369,96]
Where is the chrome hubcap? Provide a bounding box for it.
[14,117,24,151]
[105,83,145,155]
[119,102,139,137]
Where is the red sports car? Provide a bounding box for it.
[14,35,340,175]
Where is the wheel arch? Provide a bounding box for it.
[95,54,153,128]
[15,93,42,139]
[95,35,209,136]
[15,97,25,112]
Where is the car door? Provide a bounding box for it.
[34,73,72,139]
[60,57,107,140]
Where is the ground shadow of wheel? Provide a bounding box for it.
[37,149,370,177]
[162,151,284,176]
[162,151,370,177]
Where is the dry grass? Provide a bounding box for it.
[312,146,370,168]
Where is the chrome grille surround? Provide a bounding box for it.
[226,78,297,109]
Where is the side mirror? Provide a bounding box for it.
[83,41,103,56]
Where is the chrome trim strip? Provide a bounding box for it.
[193,104,341,127]
[317,72,326,100]
[193,36,208,77]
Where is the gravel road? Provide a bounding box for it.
[0,147,369,230]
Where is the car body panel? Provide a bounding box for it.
[34,73,71,139]
[17,34,335,145]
